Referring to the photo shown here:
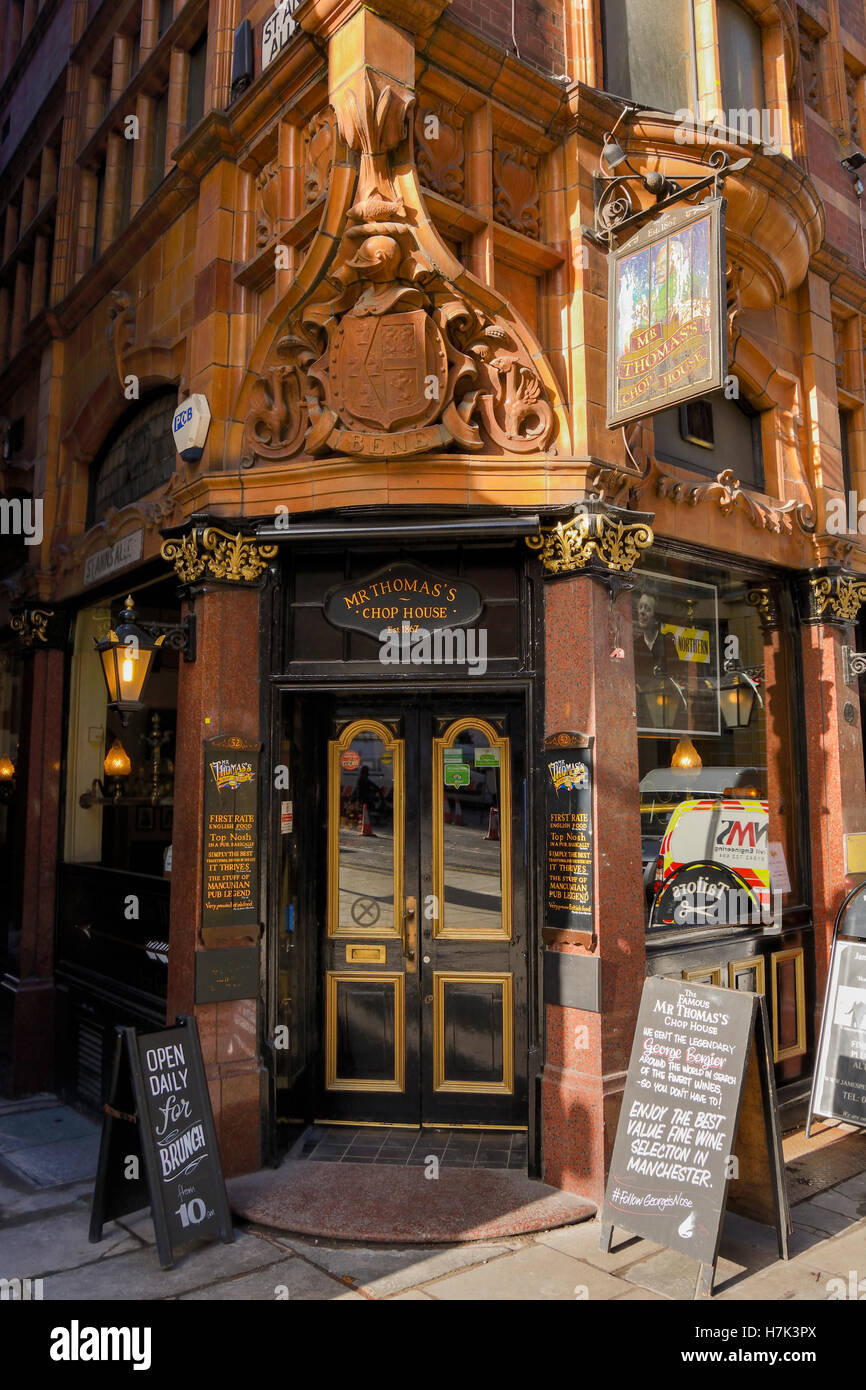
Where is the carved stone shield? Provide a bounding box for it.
[329,309,448,432]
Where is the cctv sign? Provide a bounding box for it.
[172,394,211,462]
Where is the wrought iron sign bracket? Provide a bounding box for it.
[145,613,196,664]
[592,147,751,249]
[843,645,866,687]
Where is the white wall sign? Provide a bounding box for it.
[172,394,211,461]
[263,3,298,69]
[83,530,144,587]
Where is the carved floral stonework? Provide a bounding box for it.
[847,66,862,146]
[255,160,280,247]
[240,68,557,466]
[303,110,335,206]
[414,103,465,201]
[806,573,866,624]
[799,26,823,115]
[160,528,278,585]
[493,140,540,240]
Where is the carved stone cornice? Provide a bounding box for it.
[526,499,655,579]
[795,568,866,626]
[10,604,70,651]
[592,457,816,537]
[160,526,278,587]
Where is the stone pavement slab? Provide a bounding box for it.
[0,1107,97,1150]
[0,1208,133,1279]
[791,1200,857,1236]
[178,1257,363,1300]
[0,1177,92,1222]
[623,1248,747,1300]
[536,1219,663,1272]
[809,1188,865,1220]
[427,1243,626,1300]
[281,1235,512,1297]
[2,1134,100,1187]
[715,1261,830,1300]
[42,1229,286,1300]
[790,1224,866,1276]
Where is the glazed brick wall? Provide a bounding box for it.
[0,0,74,176]
[448,0,566,78]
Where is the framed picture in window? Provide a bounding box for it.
[634,569,720,736]
[135,805,155,832]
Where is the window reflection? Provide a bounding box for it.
[335,727,397,932]
[439,723,507,936]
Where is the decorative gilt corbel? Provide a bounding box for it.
[795,568,866,626]
[160,527,278,586]
[527,499,654,587]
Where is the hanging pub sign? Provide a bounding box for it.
[600,977,790,1298]
[201,734,262,947]
[323,561,482,639]
[90,1015,233,1270]
[607,197,727,429]
[543,732,594,927]
[806,881,866,1135]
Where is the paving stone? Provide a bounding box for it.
[792,1200,857,1236]
[624,1248,746,1300]
[535,1220,663,1272]
[790,1222,866,1275]
[834,1172,866,1201]
[0,1107,98,1151]
[715,1261,831,1301]
[281,1236,509,1297]
[810,1188,866,1220]
[428,1244,627,1300]
[0,1177,93,1222]
[179,1257,362,1300]
[0,1209,134,1278]
[2,1134,100,1187]
[115,1209,157,1244]
[610,1287,666,1300]
[41,1229,285,1300]
[387,1288,436,1300]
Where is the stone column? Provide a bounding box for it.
[2,612,68,1093]
[796,569,866,1020]
[530,500,654,1204]
[162,528,276,1178]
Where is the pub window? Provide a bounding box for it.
[652,391,764,490]
[718,0,765,128]
[601,0,697,114]
[87,390,178,526]
[186,32,208,132]
[636,555,802,933]
[147,88,169,197]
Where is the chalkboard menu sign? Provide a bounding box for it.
[600,977,789,1295]
[202,734,261,940]
[90,1015,233,1269]
[543,733,594,926]
[808,882,866,1134]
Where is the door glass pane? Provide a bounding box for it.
[435,720,511,938]
[329,721,402,935]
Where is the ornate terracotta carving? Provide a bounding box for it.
[240,68,557,465]
[303,110,335,205]
[799,25,823,115]
[414,103,465,201]
[255,160,280,247]
[493,140,540,240]
[527,504,654,576]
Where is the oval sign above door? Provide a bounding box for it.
[323,562,483,637]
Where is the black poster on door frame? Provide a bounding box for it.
[600,977,790,1297]
[807,881,866,1134]
[89,1014,233,1269]
[543,733,594,927]
[202,734,262,936]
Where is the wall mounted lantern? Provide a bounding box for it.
[94,594,195,724]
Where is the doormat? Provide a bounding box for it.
[228,1160,595,1243]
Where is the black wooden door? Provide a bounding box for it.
[319,697,527,1128]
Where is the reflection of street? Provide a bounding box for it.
[338,827,395,928]
[443,822,502,930]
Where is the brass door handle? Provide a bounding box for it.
[403,896,417,971]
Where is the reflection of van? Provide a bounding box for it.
[640,767,764,896]
[657,797,770,902]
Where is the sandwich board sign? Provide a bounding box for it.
[807,881,866,1135]
[600,976,790,1297]
[89,1014,233,1269]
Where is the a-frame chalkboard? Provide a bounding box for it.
[89,1014,234,1269]
[600,978,791,1298]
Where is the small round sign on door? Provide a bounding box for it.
[340,750,361,772]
